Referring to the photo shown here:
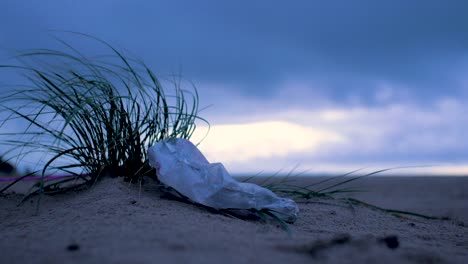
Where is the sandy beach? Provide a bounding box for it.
[1,175,467,264]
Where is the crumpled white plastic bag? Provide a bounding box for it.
[147,138,299,223]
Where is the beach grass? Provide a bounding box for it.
[248,166,449,221]
[0,33,207,197]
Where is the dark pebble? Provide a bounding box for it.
[67,244,80,251]
[380,235,399,249]
[332,234,351,245]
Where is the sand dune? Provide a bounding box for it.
[1,176,467,263]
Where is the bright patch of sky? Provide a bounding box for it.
[191,94,468,175]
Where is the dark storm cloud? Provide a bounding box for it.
[1,0,467,101]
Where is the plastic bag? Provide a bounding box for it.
[147,138,299,223]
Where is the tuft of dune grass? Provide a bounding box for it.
[0,33,208,196]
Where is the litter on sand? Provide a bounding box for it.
[148,138,299,223]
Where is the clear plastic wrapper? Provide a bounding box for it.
[148,138,299,223]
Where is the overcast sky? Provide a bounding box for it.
[1,1,467,175]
